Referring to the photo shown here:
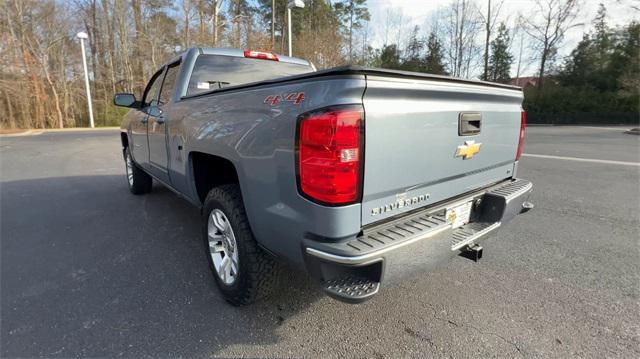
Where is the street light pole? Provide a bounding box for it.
[77,32,95,128]
[287,7,292,57]
[287,0,305,57]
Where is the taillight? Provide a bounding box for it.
[297,105,364,205]
[516,110,526,160]
[243,50,279,61]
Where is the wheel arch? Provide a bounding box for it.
[189,151,240,205]
[120,131,129,149]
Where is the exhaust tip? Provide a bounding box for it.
[521,201,534,213]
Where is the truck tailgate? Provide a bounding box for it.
[361,75,524,226]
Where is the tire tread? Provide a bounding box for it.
[203,184,281,305]
[125,147,152,195]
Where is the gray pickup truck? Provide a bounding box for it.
[114,47,533,305]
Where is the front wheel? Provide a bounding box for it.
[202,184,281,305]
[123,147,152,195]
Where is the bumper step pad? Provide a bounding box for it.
[451,221,501,251]
[322,276,380,303]
[487,178,532,200]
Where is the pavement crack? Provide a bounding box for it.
[466,325,526,358]
[403,324,436,348]
[421,302,526,357]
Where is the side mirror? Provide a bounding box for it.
[113,93,137,108]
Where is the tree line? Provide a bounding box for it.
[0,0,637,129]
[525,5,639,124]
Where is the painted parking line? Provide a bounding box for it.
[576,126,634,131]
[522,153,640,167]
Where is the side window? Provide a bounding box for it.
[158,61,181,106]
[143,69,164,107]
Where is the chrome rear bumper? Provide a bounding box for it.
[303,178,533,303]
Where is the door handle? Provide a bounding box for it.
[459,113,481,136]
[156,116,165,124]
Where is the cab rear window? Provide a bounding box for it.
[187,55,313,96]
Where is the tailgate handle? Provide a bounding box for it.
[459,113,481,136]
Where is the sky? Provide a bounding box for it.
[364,0,639,77]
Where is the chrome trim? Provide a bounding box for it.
[450,222,501,251]
[306,179,529,266]
[306,225,451,265]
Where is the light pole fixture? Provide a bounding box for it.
[287,0,305,57]
[76,31,95,128]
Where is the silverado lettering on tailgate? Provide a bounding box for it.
[371,193,430,216]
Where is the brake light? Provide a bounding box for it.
[297,106,364,205]
[243,50,279,61]
[516,111,526,160]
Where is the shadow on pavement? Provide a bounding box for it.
[0,175,323,357]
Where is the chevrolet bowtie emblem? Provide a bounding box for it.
[455,140,482,159]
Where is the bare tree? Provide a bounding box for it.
[8,0,631,131]
[132,0,144,93]
[623,0,640,12]
[212,0,225,46]
[522,0,581,90]
[381,7,402,46]
[335,0,371,62]
[441,0,483,78]
[270,0,275,50]
[181,0,193,48]
[479,0,504,80]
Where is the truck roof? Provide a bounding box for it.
[164,47,313,69]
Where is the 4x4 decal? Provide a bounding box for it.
[264,92,305,106]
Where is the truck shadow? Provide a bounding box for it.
[0,175,325,357]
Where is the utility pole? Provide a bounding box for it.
[287,7,292,56]
[77,32,95,128]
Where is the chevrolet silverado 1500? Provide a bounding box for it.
[115,47,533,305]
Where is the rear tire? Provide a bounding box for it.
[124,147,152,195]
[202,184,281,306]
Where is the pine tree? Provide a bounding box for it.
[559,5,637,92]
[616,22,640,94]
[400,26,425,72]
[559,33,595,88]
[334,0,370,62]
[424,32,447,75]
[378,44,401,69]
[591,4,614,90]
[486,23,513,83]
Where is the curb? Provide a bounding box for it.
[40,127,120,132]
[0,130,41,137]
[0,127,120,137]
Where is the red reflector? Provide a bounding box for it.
[297,106,363,205]
[243,50,279,61]
[516,111,526,160]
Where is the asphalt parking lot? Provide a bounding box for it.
[1,126,639,358]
